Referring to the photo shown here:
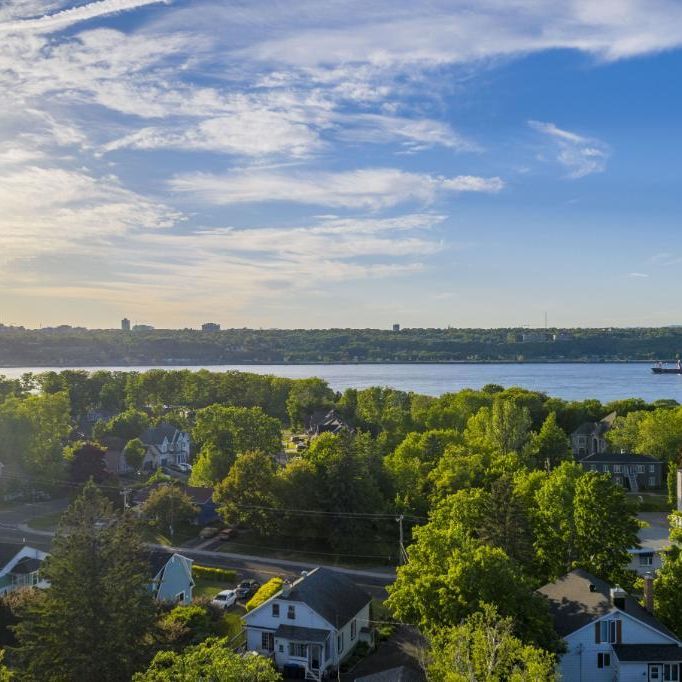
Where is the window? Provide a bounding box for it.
[637,464,645,473]
[649,477,656,487]
[638,549,655,567]
[337,632,344,654]
[261,632,274,652]
[597,652,611,669]
[272,603,279,617]
[603,464,610,473]
[614,464,621,473]
[650,464,656,473]
[615,476,623,485]
[287,605,295,620]
[350,619,357,641]
[590,464,597,471]
[278,644,284,653]
[288,642,307,657]
[175,592,185,603]
[664,664,680,681]
[599,620,618,643]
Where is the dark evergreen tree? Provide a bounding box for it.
[14,481,157,681]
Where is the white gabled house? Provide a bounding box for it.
[139,424,190,472]
[538,569,682,682]
[0,543,49,596]
[243,567,373,681]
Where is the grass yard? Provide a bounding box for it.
[193,575,238,600]
[27,512,62,531]
[629,492,673,512]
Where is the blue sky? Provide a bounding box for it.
[1,0,682,329]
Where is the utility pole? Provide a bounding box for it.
[396,514,408,565]
[121,488,132,509]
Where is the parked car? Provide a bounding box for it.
[211,589,237,610]
[199,526,219,539]
[217,527,237,541]
[236,579,260,599]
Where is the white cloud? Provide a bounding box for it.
[0,0,168,34]
[529,120,610,178]
[628,272,649,278]
[170,168,504,209]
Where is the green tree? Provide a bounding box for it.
[123,438,147,472]
[14,481,156,681]
[533,463,639,582]
[133,637,281,681]
[386,520,557,650]
[530,412,570,469]
[214,451,279,537]
[93,409,150,442]
[189,442,235,487]
[285,378,335,428]
[427,604,557,682]
[653,546,682,638]
[606,411,648,453]
[464,398,532,455]
[140,485,198,538]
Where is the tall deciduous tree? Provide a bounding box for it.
[123,437,147,472]
[426,604,557,682]
[68,442,108,484]
[133,637,281,681]
[14,481,157,681]
[653,546,682,638]
[531,412,571,469]
[464,398,532,455]
[140,485,198,538]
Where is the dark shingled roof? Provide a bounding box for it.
[580,452,661,464]
[283,567,371,627]
[0,543,23,569]
[613,644,682,662]
[275,624,330,643]
[148,549,173,578]
[10,557,42,575]
[537,569,678,640]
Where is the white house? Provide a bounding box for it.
[148,550,194,605]
[139,424,190,472]
[628,512,671,576]
[538,569,682,682]
[243,567,373,681]
[0,543,50,596]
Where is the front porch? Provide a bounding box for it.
[270,624,331,681]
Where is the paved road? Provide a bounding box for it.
[0,501,394,599]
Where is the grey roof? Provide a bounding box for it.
[355,667,426,682]
[275,624,330,643]
[283,567,371,627]
[613,644,682,662]
[580,452,661,464]
[139,423,181,445]
[537,569,678,640]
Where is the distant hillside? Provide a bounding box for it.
[0,327,681,366]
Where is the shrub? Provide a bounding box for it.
[192,566,237,582]
[246,578,284,612]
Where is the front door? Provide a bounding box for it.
[309,644,320,671]
[650,664,663,681]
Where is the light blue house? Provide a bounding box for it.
[148,550,194,605]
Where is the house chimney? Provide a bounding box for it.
[610,585,627,611]
[677,469,682,512]
[643,572,655,613]
[281,581,291,598]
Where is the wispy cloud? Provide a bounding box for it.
[628,272,649,278]
[169,168,504,209]
[0,0,168,34]
[529,120,610,178]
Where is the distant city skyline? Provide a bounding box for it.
[1,1,682,328]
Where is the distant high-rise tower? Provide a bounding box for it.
[392,323,401,332]
[121,318,130,331]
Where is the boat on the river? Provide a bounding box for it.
[652,360,682,374]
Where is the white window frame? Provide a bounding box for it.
[287,605,295,620]
[272,603,279,617]
[614,464,621,473]
[649,476,656,487]
[649,464,656,473]
[350,619,357,641]
[261,632,274,652]
[597,652,611,669]
[600,620,617,643]
[639,553,654,567]
[637,464,645,473]
[664,663,680,681]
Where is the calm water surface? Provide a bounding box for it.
[1,363,681,402]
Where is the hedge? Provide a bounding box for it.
[192,565,237,582]
[246,577,284,612]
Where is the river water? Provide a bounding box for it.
[1,363,681,402]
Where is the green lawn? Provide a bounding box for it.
[27,512,62,531]
[193,576,238,600]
